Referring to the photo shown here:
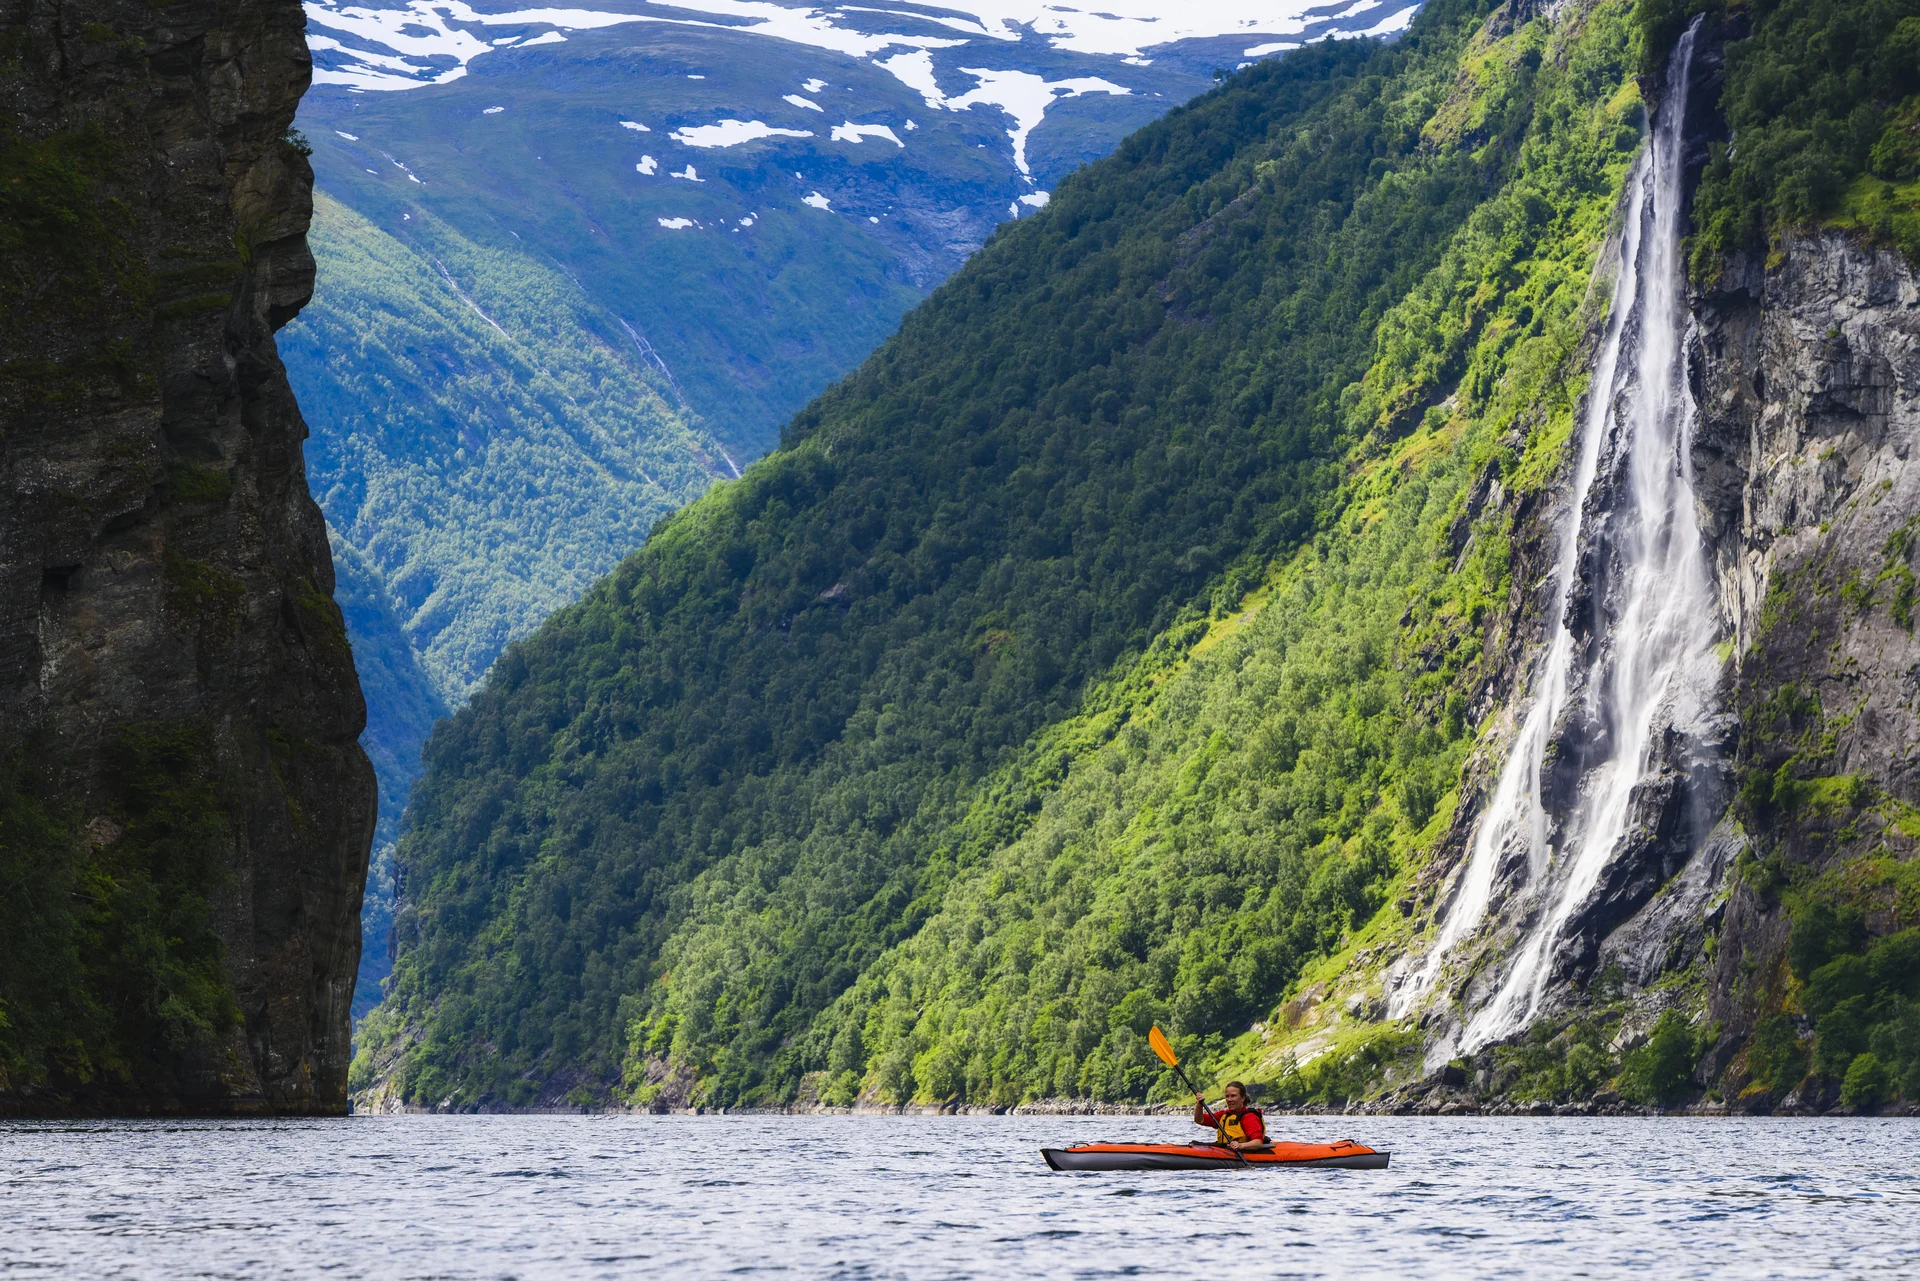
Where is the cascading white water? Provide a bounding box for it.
[1392,23,1722,1045]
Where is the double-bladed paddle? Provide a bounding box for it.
[1148,1024,1248,1166]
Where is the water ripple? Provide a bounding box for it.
[1,1116,1916,1278]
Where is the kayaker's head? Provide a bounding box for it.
[1223,1082,1250,1110]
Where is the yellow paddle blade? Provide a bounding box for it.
[1148,1024,1179,1068]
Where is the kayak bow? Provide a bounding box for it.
[1040,1140,1389,1171]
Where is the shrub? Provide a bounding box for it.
[1814,995,1872,1078]
[1564,1042,1610,1099]
[1803,953,1872,1018]
[1746,1014,1810,1096]
[1496,1018,1617,1102]
[1869,929,1920,999]
[1619,1011,1699,1106]
[1841,1051,1892,1110]
[1788,902,1866,981]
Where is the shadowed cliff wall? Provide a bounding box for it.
[0,0,374,1112]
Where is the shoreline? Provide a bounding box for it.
[341,1097,1920,1119]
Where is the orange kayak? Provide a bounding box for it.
[1041,1140,1389,1171]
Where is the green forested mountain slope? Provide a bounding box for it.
[636,0,1645,1108]
[356,0,1645,1109]
[281,196,738,1011]
[327,539,447,1019]
[284,194,734,704]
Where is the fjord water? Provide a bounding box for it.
[6,1116,1917,1279]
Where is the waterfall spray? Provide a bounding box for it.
[1393,22,1722,1046]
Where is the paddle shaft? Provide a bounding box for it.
[1148,1025,1248,1166]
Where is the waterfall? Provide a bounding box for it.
[1393,23,1722,1046]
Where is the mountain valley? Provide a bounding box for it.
[280,0,1430,1012]
[7,0,1917,1127]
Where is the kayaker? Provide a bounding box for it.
[1192,1081,1268,1151]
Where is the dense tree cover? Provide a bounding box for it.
[1683,0,1920,272]
[1749,905,1920,1107]
[328,538,447,1018]
[284,193,733,704]
[742,1,1647,1108]
[357,0,1646,1108]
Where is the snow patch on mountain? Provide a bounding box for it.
[303,0,1419,93]
[874,49,945,109]
[673,119,817,147]
[869,49,1126,175]
[946,68,1128,175]
[1350,3,1417,37]
[830,122,904,146]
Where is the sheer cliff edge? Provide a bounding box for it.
[0,0,375,1113]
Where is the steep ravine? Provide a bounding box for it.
[0,0,374,1111]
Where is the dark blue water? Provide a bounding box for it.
[3,1115,1914,1278]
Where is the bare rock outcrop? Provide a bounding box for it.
[1691,233,1920,1057]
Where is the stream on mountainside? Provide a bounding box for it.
[1393,20,1724,1048]
[5,1115,1918,1278]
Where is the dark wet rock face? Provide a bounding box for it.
[1692,233,1920,1057]
[0,0,373,1112]
[1539,228,1920,1045]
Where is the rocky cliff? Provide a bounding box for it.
[1693,231,1920,1106]
[1370,230,1920,1115]
[1246,19,1920,1112]
[0,0,374,1112]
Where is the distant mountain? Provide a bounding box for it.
[281,190,733,1011]
[280,0,1427,1013]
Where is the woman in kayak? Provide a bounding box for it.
[1193,1081,1269,1151]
